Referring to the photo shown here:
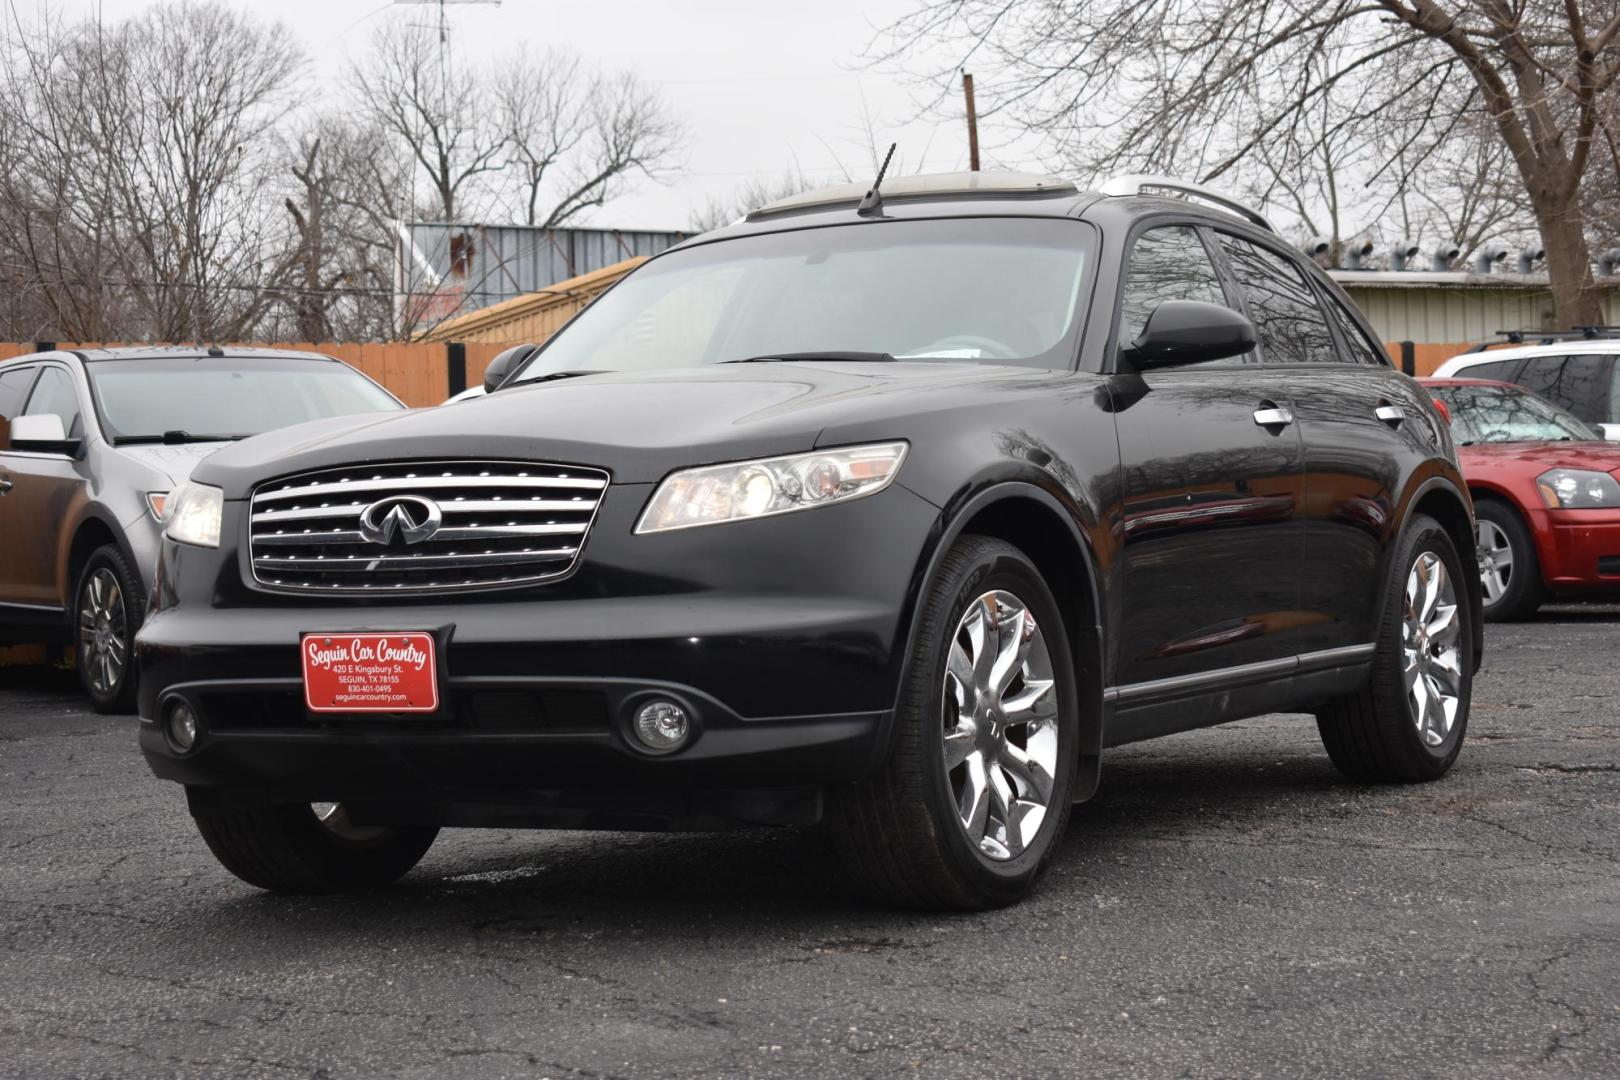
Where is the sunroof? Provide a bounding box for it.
[749,171,1077,219]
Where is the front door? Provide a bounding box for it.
[3,366,88,607]
[1109,224,1307,690]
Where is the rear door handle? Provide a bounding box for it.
[0,479,12,494]
[1253,405,1294,429]
[1374,403,1406,427]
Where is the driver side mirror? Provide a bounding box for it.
[9,413,79,454]
[1598,422,1620,442]
[482,343,541,394]
[1123,300,1257,369]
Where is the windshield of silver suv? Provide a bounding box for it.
[87,356,404,443]
[511,217,1091,383]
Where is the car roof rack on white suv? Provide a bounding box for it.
[1098,174,1276,235]
[1461,326,1620,353]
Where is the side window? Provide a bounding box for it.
[1552,354,1610,425]
[22,367,83,438]
[1215,234,1339,364]
[1515,356,1571,408]
[1322,292,1389,366]
[1119,226,1228,344]
[1462,358,1524,383]
[0,366,37,451]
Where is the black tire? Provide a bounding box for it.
[189,793,438,893]
[74,544,141,714]
[827,535,1078,910]
[1474,499,1543,622]
[1316,514,1473,783]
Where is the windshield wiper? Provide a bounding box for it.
[116,431,248,445]
[722,351,895,364]
[513,369,610,386]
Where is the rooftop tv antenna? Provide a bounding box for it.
[391,1,501,122]
[857,143,898,217]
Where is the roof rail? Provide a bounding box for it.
[1098,174,1276,234]
[1462,326,1620,353]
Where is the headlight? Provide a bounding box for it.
[163,481,224,547]
[636,442,908,533]
[1536,468,1620,509]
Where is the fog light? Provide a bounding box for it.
[633,699,690,752]
[165,700,198,751]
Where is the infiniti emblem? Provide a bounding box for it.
[358,495,443,546]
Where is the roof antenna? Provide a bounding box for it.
[857,143,897,217]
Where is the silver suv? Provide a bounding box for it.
[0,347,404,711]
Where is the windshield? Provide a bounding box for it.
[513,217,1091,382]
[1431,383,1600,443]
[88,356,403,442]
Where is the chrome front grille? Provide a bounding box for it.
[247,460,610,594]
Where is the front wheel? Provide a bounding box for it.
[828,535,1078,910]
[189,793,439,893]
[1474,499,1543,621]
[1316,514,1473,783]
[75,544,141,714]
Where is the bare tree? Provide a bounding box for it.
[350,19,506,222]
[876,0,1620,326]
[0,1,302,342]
[494,48,589,227]
[529,70,683,228]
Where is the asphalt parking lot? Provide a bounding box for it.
[2,610,1617,1080]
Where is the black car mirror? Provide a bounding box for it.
[483,343,540,394]
[1123,300,1257,369]
[9,413,80,454]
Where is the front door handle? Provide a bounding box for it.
[1374,403,1406,427]
[0,479,12,494]
[1253,405,1294,429]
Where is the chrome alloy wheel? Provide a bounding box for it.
[1403,552,1464,747]
[78,568,127,697]
[942,590,1060,860]
[1476,519,1514,606]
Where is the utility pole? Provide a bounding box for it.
[962,72,980,172]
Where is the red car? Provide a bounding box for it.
[1422,377,1620,619]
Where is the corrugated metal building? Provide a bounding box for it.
[396,222,687,329]
[1330,271,1620,344]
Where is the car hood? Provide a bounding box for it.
[1459,440,1620,475]
[112,441,236,487]
[192,361,1057,494]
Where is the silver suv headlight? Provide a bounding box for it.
[636,442,908,533]
[1536,468,1620,509]
[163,481,225,547]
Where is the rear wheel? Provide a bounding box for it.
[1316,514,1473,783]
[188,793,438,893]
[828,535,1077,910]
[1474,499,1542,621]
[75,545,141,714]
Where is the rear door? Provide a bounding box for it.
[1110,223,1306,689]
[5,365,89,607]
[1214,231,1425,655]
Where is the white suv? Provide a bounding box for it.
[1433,338,1620,440]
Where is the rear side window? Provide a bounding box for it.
[23,367,83,438]
[1215,234,1339,364]
[1515,356,1573,408]
[1548,354,1612,426]
[1119,226,1229,344]
[1322,293,1389,366]
[1461,358,1524,382]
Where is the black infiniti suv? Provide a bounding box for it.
[137,173,1482,909]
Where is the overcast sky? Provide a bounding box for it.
[46,0,1041,231]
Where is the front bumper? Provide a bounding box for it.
[1532,508,1620,593]
[136,481,939,820]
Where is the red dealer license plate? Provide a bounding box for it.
[301,632,439,714]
